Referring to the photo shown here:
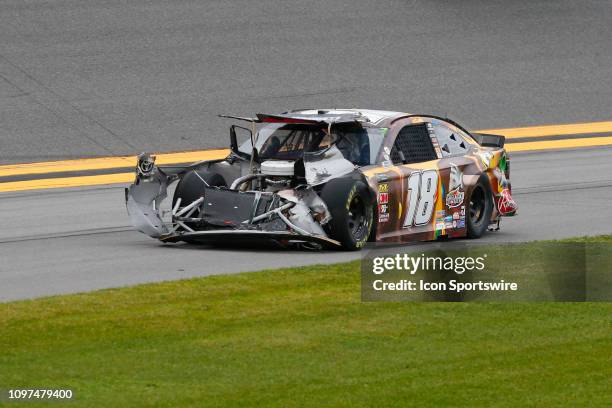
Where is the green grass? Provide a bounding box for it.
[1,237,611,407]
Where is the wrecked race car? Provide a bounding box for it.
[125,109,517,250]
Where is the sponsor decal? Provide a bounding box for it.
[444,215,453,223]
[378,189,390,222]
[378,192,389,204]
[435,217,445,227]
[445,221,454,229]
[446,164,465,208]
[376,173,389,182]
[498,153,508,173]
[457,206,466,226]
[498,188,517,216]
[446,189,465,208]
[382,146,392,164]
[452,220,457,228]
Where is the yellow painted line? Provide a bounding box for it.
[2,136,611,193]
[0,149,229,177]
[505,136,612,152]
[0,173,134,193]
[2,120,612,193]
[479,121,612,139]
[1,120,611,178]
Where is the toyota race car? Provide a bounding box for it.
[126,109,517,250]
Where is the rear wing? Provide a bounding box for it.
[470,132,505,148]
[219,112,365,125]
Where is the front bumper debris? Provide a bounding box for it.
[125,154,334,246]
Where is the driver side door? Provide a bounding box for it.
[372,121,444,242]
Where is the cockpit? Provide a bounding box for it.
[241,123,385,166]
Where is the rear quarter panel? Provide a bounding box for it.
[361,147,511,243]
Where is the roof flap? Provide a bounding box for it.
[256,112,362,125]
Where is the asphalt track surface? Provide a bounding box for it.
[2,146,612,301]
[1,0,612,163]
[1,1,612,301]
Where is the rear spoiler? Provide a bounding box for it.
[470,133,505,148]
[218,112,363,125]
[256,112,362,125]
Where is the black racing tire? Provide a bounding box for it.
[320,177,374,251]
[172,170,226,208]
[466,175,493,239]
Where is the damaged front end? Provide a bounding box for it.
[125,153,170,238]
[125,153,342,249]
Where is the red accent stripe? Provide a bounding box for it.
[258,115,321,124]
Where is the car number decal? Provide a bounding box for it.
[403,170,438,228]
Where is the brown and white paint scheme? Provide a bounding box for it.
[359,115,513,244]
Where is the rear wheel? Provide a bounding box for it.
[466,175,493,238]
[320,178,374,250]
[172,170,226,208]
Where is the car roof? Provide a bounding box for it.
[221,109,412,127]
[283,109,409,127]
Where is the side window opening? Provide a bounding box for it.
[390,124,437,164]
[434,124,469,157]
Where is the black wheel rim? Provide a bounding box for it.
[470,185,486,225]
[347,195,368,241]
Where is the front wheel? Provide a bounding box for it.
[466,175,493,238]
[172,170,226,208]
[320,178,374,250]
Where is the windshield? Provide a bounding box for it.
[239,123,385,166]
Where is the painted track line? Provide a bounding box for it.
[0,149,229,178]
[479,120,612,139]
[505,136,612,152]
[1,120,612,193]
[1,121,611,178]
[0,173,134,193]
[2,139,612,193]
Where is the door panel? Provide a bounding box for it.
[367,156,473,243]
[371,160,442,242]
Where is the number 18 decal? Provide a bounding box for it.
[403,170,438,228]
